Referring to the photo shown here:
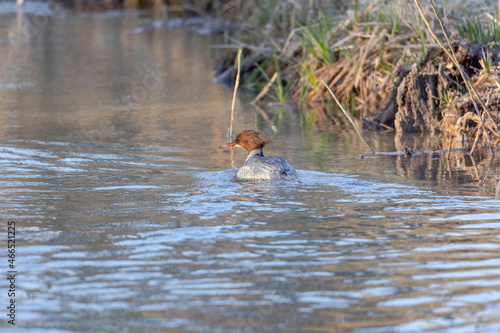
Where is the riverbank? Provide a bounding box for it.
[168,0,500,151]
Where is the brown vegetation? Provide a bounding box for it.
[168,0,500,151]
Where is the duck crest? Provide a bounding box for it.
[235,130,271,154]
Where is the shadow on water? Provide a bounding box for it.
[0,3,499,333]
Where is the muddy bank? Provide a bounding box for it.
[217,37,500,146]
[371,41,500,145]
[198,0,500,150]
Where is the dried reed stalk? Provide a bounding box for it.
[229,47,242,140]
[251,72,278,105]
[319,78,375,154]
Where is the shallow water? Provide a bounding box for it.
[0,4,499,333]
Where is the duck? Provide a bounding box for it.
[220,130,298,180]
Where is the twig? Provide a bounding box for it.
[377,122,395,131]
[495,135,500,146]
[229,47,242,140]
[319,78,375,154]
[251,72,278,105]
[259,27,282,51]
[470,128,482,155]
[331,32,365,49]
[446,133,453,159]
[211,44,271,52]
[280,25,309,57]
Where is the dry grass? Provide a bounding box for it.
[179,0,500,149]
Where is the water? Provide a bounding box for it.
[0,4,500,332]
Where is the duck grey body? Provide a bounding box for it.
[220,130,298,181]
[237,148,298,180]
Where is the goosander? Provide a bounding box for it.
[220,130,298,180]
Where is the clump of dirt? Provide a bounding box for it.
[372,39,500,148]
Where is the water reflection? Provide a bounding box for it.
[0,4,499,333]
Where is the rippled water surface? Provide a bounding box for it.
[0,4,500,332]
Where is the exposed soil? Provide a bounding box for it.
[374,40,500,143]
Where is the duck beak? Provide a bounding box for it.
[220,142,236,148]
